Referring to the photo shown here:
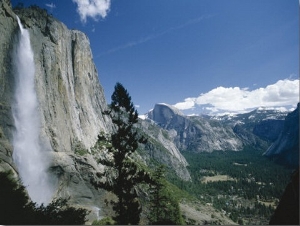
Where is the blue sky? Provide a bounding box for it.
[12,0,299,115]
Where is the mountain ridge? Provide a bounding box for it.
[0,1,298,224]
[145,103,292,153]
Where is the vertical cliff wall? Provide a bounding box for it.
[0,1,192,221]
[0,0,111,163]
[264,104,299,168]
[0,0,16,173]
[0,0,113,219]
[16,7,111,153]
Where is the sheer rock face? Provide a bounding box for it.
[0,0,16,173]
[0,1,112,219]
[0,1,111,156]
[148,103,245,152]
[264,104,299,168]
[253,120,284,142]
[139,119,191,181]
[16,7,111,153]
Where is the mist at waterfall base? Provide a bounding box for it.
[12,16,57,205]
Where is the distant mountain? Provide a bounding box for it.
[208,107,288,124]
[209,108,287,142]
[264,103,299,168]
[145,103,291,153]
[147,103,241,152]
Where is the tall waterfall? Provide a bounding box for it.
[12,16,56,205]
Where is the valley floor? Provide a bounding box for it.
[180,200,237,225]
[168,147,293,225]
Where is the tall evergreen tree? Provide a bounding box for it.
[148,165,184,225]
[92,82,152,224]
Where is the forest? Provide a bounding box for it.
[168,147,293,224]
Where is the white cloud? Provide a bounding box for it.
[72,0,111,23]
[173,97,196,110]
[45,3,56,9]
[173,79,299,114]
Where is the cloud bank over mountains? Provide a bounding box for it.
[173,79,299,115]
[72,0,111,23]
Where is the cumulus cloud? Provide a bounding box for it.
[72,0,111,23]
[173,79,299,114]
[173,97,196,110]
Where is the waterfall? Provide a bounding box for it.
[12,16,56,205]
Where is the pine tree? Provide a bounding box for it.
[148,165,184,225]
[148,165,168,224]
[92,82,152,225]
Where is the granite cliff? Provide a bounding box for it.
[0,1,191,220]
[147,103,240,152]
[0,0,112,218]
[264,103,299,168]
[147,103,290,153]
[138,119,191,181]
[148,103,261,152]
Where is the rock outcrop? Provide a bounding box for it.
[264,103,299,167]
[138,119,191,181]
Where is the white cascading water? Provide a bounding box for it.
[12,16,56,205]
